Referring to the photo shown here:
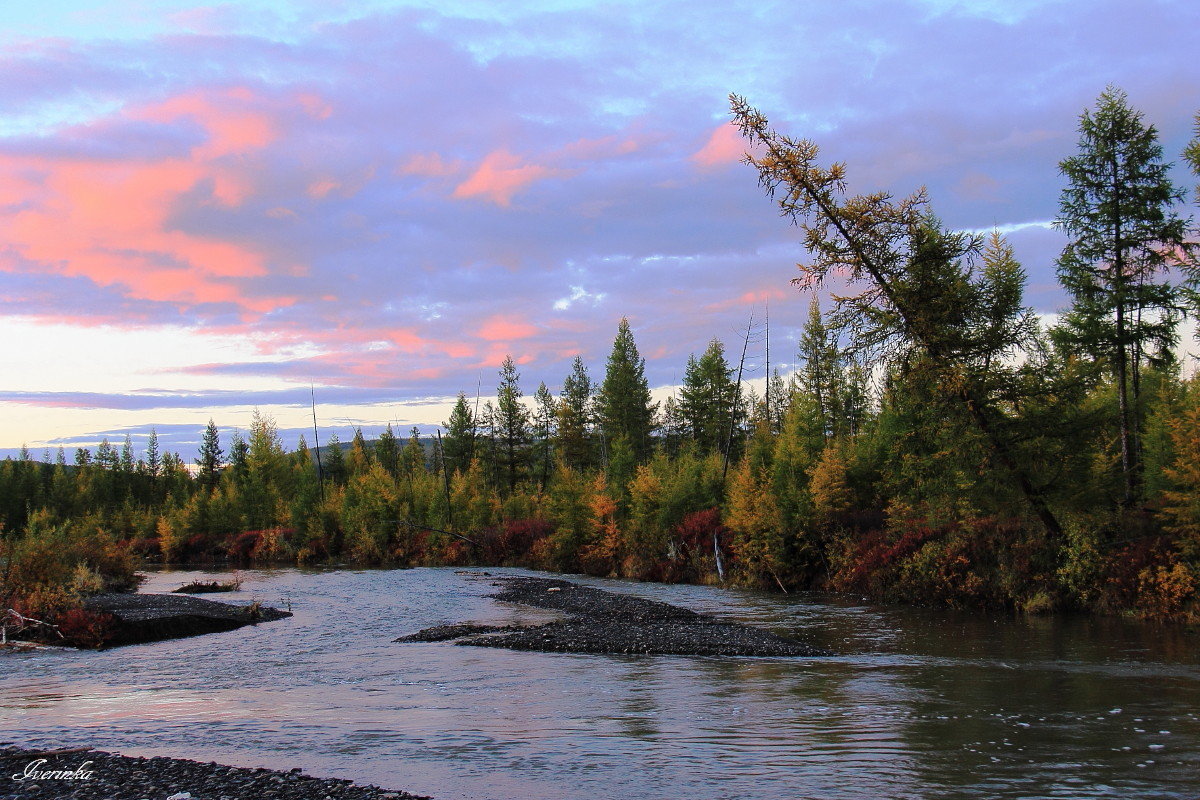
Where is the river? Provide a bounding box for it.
[2,567,1197,799]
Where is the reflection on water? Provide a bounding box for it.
[2,567,1197,799]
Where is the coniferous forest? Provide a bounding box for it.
[5,90,1200,627]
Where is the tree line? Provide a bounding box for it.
[5,87,1200,624]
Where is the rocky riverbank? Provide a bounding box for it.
[397,576,831,657]
[0,746,428,800]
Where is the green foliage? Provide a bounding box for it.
[557,355,595,471]
[496,356,531,492]
[1054,86,1196,504]
[679,338,738,453]
[442,394,476,476]
[596,318,657,461]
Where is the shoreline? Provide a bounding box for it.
[0,746,430,800]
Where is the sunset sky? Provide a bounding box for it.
[2,0,1198,460]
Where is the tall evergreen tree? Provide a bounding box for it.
[197,419,224,490]
[679,339,738,453]
[119,434,136,473]
[798,297,842,439]
[496,356,531,492]
[145,429,161,478]
[443,393,476,476]
[557,356,595,471]
[596,318,657,461]
[375,424,400,477]
[322,433,346,485]
[1054,86,1195,504]
[532,382,556,490]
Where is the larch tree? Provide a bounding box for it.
[1185,110,1200,202]
[731,94,1062,536]
[1054,87,1195,505]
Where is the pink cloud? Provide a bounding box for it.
[452,149,565,207]
[701,287,787,313]
[0,88,294,314]
[307,178,340,198]
[399,152,463,178]
[476,314,538,342]
[134,88,277,160]
[691,121,746,168]
[557,134,640,161]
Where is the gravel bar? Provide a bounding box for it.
[398,576,831,657]
[82,594,292,647]
[0,746,429,800]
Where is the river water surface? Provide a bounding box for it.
[2,567,1197,799]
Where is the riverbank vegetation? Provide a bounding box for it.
[4,89,1200,627]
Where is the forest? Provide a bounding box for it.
[4,88,1200,629]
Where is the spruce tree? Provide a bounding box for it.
[443,393,476,476]
[375,424,400,477]
[557,356,594,470]
[496,356,531,492]
[532,382,556,490]
[197,419,223,490]
[322,433,346,485]
[145,429,161,478]
[1054,87,1194,504]
[679,339,738,453]
[596,318,657,461]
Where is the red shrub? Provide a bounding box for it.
[498,519,552,561]
[55,607,114,649]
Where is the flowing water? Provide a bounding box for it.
[2,567,1197,799]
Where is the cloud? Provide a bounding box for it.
[691,121,747,168]
[452,149,571,206]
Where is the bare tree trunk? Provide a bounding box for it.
[723,313,754,482]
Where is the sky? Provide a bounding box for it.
[2,0,1199,461]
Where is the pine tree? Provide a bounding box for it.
[798,297,842,439]
[375,424,400,477]
[145,429,161,478]
[401,427,426,475]
[197,419,224,490]
[532,382,556,490]
[659,394,685,458]
[1054,87,1195,504]
[496,356,531,492]
[596,318,657,461]
[678,339,738,453]
[120,434,135,473]
[557,356,595,471]
[443,393,476,476]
